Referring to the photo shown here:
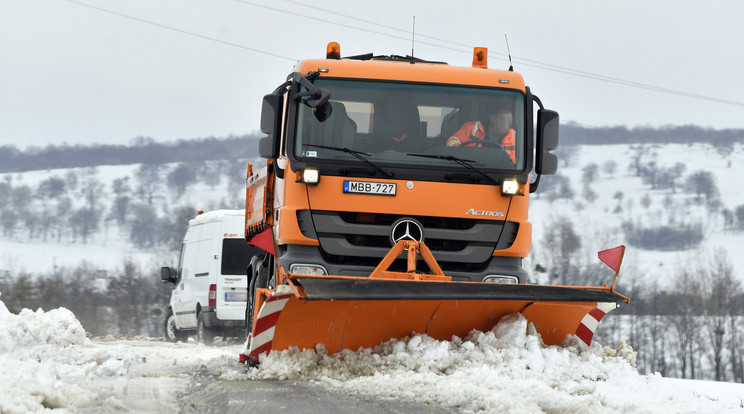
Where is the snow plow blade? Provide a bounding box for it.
[242,241,629,364]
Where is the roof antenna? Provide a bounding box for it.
[410,16,416,63]
[505,34,513,71]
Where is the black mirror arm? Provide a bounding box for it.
[293,73,331,108]
[529,174,541,193]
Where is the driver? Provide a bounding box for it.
[446,108,516,162]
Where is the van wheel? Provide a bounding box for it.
[197,310,214,345]
[164,309,187,342]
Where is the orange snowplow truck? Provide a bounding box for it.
[241,43,628,364]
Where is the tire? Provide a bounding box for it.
[196,310,214,346]
[164,308,187,342]
[246,255,268,336]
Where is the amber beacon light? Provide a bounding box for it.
[472,47,488,68]
[326,42,341,59]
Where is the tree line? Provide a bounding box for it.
[560,123,744,148]
[0,134,261,173]
[0,258,171,338]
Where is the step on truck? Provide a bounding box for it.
[240,43,629,364]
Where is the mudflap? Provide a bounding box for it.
[241,277,628,364]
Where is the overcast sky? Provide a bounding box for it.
[1,0,743,149]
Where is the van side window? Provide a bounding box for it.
[221,239,260,275]
[176,243,186,280]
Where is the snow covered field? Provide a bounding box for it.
[3,143,744,289]
[2,295,744,413]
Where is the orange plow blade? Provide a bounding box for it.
[243,275,629,363]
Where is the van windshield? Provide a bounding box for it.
[221,239,259,276]
[294,79,525,172]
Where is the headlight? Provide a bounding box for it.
[289,264,328,276]
[482,275,518,284]
[501,178,520,196]
[301,168,319,184]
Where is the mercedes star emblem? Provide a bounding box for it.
[390,218,424,245]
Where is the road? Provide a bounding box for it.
[180,368,449,413]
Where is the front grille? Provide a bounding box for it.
[338,211,475,230]
[309,210,518,269]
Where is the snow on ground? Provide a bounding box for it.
[3,295,744,414]
[529,143,744,289]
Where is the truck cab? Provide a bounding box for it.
[247,43,558,289]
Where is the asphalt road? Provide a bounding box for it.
[179,370,450,414]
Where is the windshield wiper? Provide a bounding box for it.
[406,153,499,185]
[305,144,394,178]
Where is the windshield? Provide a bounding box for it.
[293,79,525,172]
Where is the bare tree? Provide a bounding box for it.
[0,209,16,237]
[128,203,159,248]
[684,170,719,204]
[667,265,704,379]
[69,207,100,244]
[602,160,618,177]
[700,249,741,381]
[136,163,162,206]
[11,185,33,210]
[540,215,581,285]
[79,167,105,211]
[581,163,599,185]
[167,162,197,197]
[110,177,132,226]
[37,176,66,205]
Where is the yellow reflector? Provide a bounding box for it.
[472,47,488,68]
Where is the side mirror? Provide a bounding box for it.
[312,101,334,122]
[160,266,178,284]
[259,93,283,159]
[536,109,559,175]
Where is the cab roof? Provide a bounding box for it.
[292,57,526,91]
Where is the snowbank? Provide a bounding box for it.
[2,294,744,413]
[0,294,232,413]
[246,314,744,413]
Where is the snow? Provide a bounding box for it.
[2,294,743,413]
[529,143,744,288]
[3,143,744,411]
[189,209,244,226]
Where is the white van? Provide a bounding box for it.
[160,210,262,344]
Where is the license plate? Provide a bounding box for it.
[225,291,247,302]
[343,181,396,196]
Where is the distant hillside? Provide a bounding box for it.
[0,134,261,173]
[560,123,744,147]
[2,125,743,173]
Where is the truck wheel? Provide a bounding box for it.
[197,310,214,346]
[246,256,267,338]
[164,308,187,342]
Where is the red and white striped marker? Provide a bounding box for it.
[575,302,617,345]
[240,285,294,364]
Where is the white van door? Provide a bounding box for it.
[216,238,255,321]
[173,224,201,328]
[193,221,220,317]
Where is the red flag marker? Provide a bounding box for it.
[598,245,625,272]
[248,228,275,255]
[598,245,625,290]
